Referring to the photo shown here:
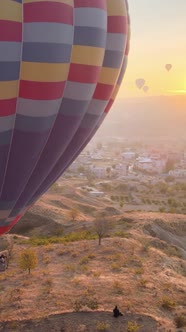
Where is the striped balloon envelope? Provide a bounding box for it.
[0,0,130,235]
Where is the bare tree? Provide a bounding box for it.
[69,208,80,221]
[93,217,110,245]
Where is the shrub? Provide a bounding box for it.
[114,231,129,238]
[135,267,144,275]
[18,248,38,274]
[73,299,83,312]
[29,231,96,246]
[138,278,148,288]
[112,280,123,294]
[161,297,176,310]
[140,239,150,253]
[163,246,182,258]
[87,253,96,259]
[80,256,89,265]
[64,264,76,272]
[9,288,23,303]
[77,324,87,332]
[111,262,121,271]
[96,321,110,331]
[127,321,141,332]
[73,293,99,312]
[174,315,186,328]
[159,207,166,213]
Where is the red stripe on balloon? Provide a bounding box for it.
[0,215,21,236]
[19,80,66,100]
[68,64,101,83]
[74,0,106,9]
[108,16,127,33]
[24,2,73,24]
[93,83,114,100]
[0,21,22,41]
[0,99,17,117]
[104,99,114,113]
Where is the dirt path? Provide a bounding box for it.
[0,311,158,332]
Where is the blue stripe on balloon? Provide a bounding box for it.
[0,62,20,81]
[59,98,89,115]
[0,42,22,61]
[15,114,56,132]
[103,50,124,68]
[74,27,106,47]
[22,43,72,63]
[0,131,12,145]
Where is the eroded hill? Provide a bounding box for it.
[0,179,186,331]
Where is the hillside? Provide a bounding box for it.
[0,180,186,331]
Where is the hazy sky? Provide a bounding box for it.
[119,0,186,98]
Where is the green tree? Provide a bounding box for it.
[19,248,38,274]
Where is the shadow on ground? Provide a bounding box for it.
[0,311,157,332]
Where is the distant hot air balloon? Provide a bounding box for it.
[0,0,130,235]
[165,64,172,72]
[135,78,145,89]
[143,86,149,93]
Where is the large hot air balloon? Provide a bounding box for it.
[165,64,172,72]
[135,78,145,89]
[0,0,130,235]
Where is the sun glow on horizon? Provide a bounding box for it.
[169,90,186,95]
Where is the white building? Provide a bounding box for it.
[90,166,107,178]
[121,151,136,161]
[115,163,127,176]
[135,157,166,174]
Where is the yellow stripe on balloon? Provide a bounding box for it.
[20,62,70,82]
[99,68,120,85]
[24,0,73,5]
[0,0,22,22]
[107,0,127,16]
[71,46,105,66]
[0,81,19,99]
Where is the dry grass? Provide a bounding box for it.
[1,179,186,331]
[0,230,185,331]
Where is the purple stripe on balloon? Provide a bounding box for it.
[27,127,91,206]
[15,114,56,132]
[9,112,84,211]
[0,130,50,202]
[0,144,10,194]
